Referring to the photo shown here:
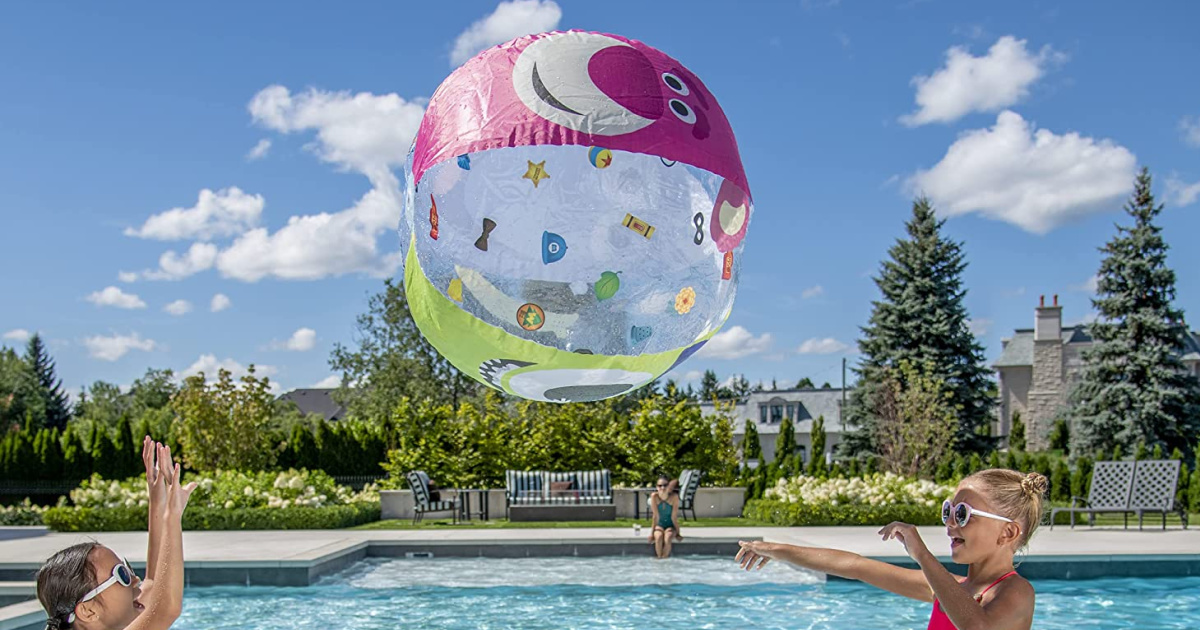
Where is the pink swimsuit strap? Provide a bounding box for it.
[926,571,1018,630]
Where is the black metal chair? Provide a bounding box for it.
[405,470,460,525]
[678,469,703,521]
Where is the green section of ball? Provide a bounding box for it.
[594,271,620,301]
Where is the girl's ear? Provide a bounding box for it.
[1001,521,1022,547]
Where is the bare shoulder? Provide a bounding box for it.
[982,574,1036,614]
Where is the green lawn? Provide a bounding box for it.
[353,517,778,530]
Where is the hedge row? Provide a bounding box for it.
[743,499,942,527]
[41,503,380,532]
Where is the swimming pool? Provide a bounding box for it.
[176,557,1200,629]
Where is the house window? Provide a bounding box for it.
[770,405,783,423]
[760,406,768,424]
[786,404,795,419]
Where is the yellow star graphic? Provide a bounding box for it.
[523,160,549,188]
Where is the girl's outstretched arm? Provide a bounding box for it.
[141,436,166,584]
[127,444,197,630]
[880,522,1034,630]
[736,540,934,602]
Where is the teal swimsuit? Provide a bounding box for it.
[656,501,675,529]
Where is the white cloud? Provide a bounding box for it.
[216,85,425,282]
[182,354,278,380]
[797,337,850,355]
[246,139,272,161]
[125,187,264,241]
[210,293,232,312]
[1076,275,1100,293]
[801,285,825,299]
[449,0,562,66]
[86,286,147,309]
[900,36,1064,126]
[1166,174,1200,207]
[966,318,993,336]
[1180,116,1200,148]
[695,326,774,360]
[117,271,139,283]
[3,329,32,342]
[909,111,1137,234]
[137,242,219,281]
[164,299,193,316]
[84,333,157,361]
[272,327,317,352]
[249,85,424,178]
[312,374,342,388]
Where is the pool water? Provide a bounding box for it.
[175,557,1200,629]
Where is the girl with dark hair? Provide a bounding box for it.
[36,438,197,630]
[648,474,683,558]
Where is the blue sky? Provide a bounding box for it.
[2,1,1198,397]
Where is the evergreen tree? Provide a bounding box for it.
[90,426,117,479]
[113,414,139,479]
[1070,169,1200,457]
[1049,419,1071,454]
[845,198,995,455]
[699,370,720,402]
[61,429,91,481]
[24,334,71,430]
[775,416,795,465]
[742,419,762,463]
[807,415,828,477]
[1009,411,1026,451]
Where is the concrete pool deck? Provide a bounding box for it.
[2,525,1197,630]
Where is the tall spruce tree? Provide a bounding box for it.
[1069,168,1200,457]
[845,198,995,455]
[25,334,71,430]
[742,419,762,463]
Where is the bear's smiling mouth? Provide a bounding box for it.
[531,64,582,116]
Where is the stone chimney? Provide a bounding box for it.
[1028,295,1065,451]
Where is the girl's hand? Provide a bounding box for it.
[157,445,198,516]
[735,540,776,571]
[878,522,931,562]
[143,437,166,512]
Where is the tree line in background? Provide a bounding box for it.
[3,169,1198,500]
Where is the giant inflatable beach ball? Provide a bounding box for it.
[401,30,753,402]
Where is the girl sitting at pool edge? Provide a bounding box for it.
[648,474,683,558]
[737,469,1048,630]
[36,438,197,630]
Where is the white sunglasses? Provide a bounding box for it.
[941,500,1014,528]
[67,558,135,623]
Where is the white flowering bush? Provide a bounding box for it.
[70,470,378,510]
[765,472,955,508]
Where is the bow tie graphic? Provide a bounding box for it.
[475,218,497,251]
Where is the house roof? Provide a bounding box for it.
[993,325,1093,368]
[994,326,1200,367]
[277,388,347,421]
[700,388,848,435]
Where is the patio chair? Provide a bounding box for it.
[678,469,703,521]
[1129,459,1188,530]
[405,470,460,525]
[1049,460,1135,529]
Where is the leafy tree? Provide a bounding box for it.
[795,377,815,389]
[872,360,959,478]
[0,346,42,431]
[173,366,277,472]
[329,279,481,422]
[1070,169,1200,458]
[821,382,832,389]
[25,334,71,430]
[846,198,995,455]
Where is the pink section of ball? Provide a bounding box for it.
[411,30,750,199]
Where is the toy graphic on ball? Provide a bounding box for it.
[401,30,753,402]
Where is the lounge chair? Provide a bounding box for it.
[1050,460,1135,529]
[1129,459,1188,530]
[504,469,614,521]
[405,470,460,525]
[678,469,703,521]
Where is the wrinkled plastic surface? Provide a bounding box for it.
[401,31,752,403]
